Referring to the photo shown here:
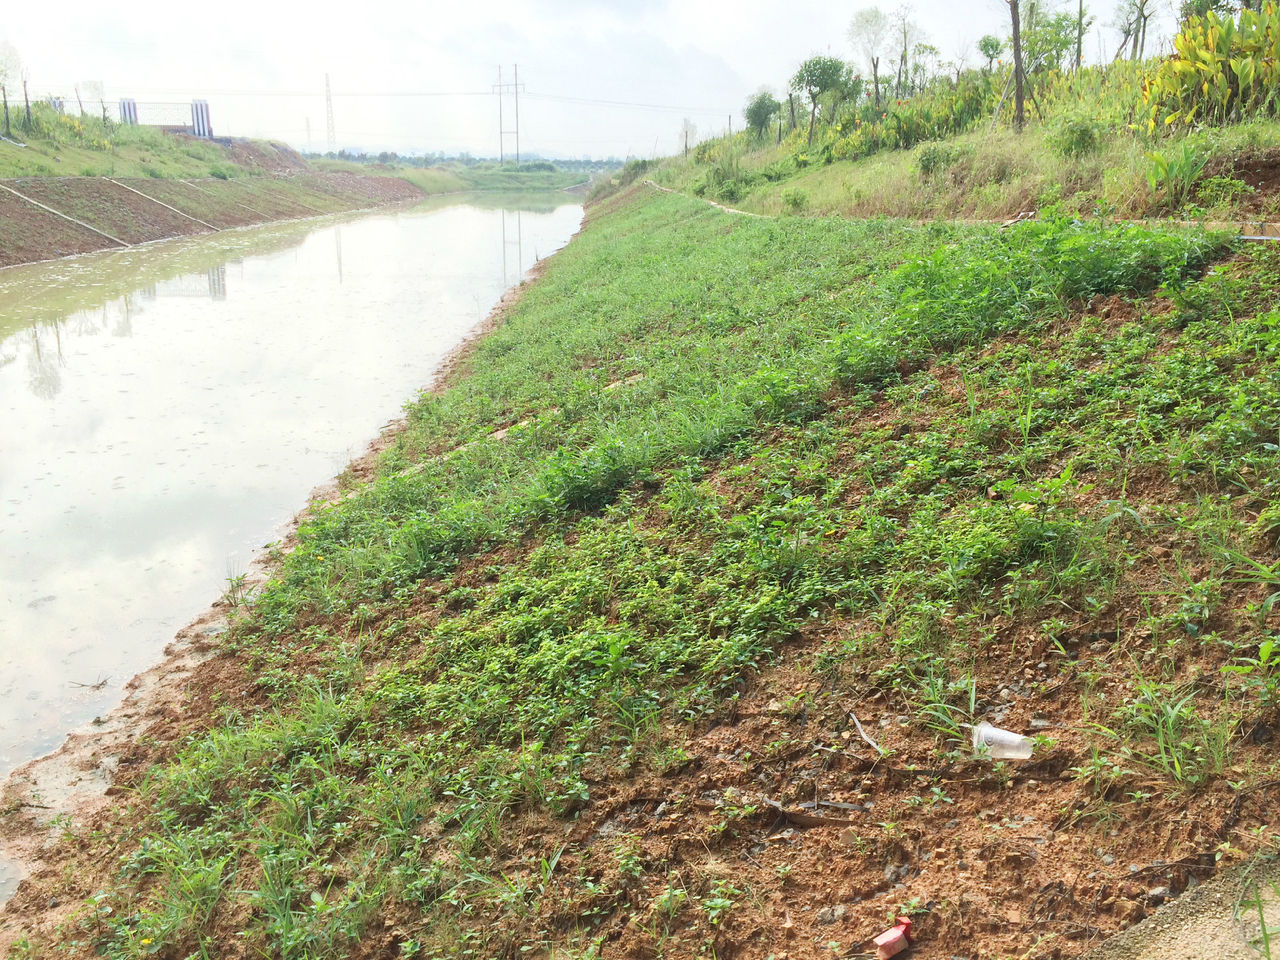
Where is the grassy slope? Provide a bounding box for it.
[11,183,1280,959]
[654,119,1280,223]
[0,108,261,179]
[313,159,585,195]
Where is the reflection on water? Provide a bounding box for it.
[0,197,582,798]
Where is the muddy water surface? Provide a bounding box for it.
[0,196,582,899]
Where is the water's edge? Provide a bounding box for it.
[0,214,581,924]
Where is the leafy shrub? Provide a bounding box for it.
[781,187,808,212]
[1047,115,1104,158]
[1146,143,1208,212]
[1196,175,1255,207]
[717,180,742,203]
[760,160,794,182]
[917,141,963,177]
[1144,2,1280,129]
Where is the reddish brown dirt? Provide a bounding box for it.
[125,178,272,229]
[1205,147,1280,217]
[0,172,425,268]
[12,177,214,244]
[0,189,110,265]
[221,138,309,174]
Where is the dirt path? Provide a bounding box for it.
[643,178,1280,240]
[1085,859,1280,960]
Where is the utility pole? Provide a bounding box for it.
[22,76,31,130]
[493,65,524,166]
[325,73,336,154]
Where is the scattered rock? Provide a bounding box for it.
[1101,854,1115,866]
[1147,885,1172,905]
[816,904,848,924]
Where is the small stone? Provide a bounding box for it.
[1128,864,1141,873]
[1029,718,1052,731]
[816,904,848,924]
[1147,886,1171,905]
[1101,854,1115,866]
[1089,641,1107,652]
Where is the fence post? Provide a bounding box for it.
[22,79,31,130]
[2,85,10,139]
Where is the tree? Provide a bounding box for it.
[978,34,1004,71]
[1114,0,1156,59]
[848,7,891,106]
[910,42,940,93]
[791,55,847,145]
[1179,0,1239,18]
[1076,0,1086,70]
[744,89,781,139]
[1023,4,1082,72]
[679,118,697,157]
[891,6,925,97]
[0,41,19,88]
[0,43,18,140]
[1007,0,1026,130]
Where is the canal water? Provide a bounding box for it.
[0,195,582,900]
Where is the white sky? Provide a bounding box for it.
[2,0,1178,159]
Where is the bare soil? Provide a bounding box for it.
[0,188,108,264]
[1205,147,1280,217]
[0,171,425,268]
[12,177,213,244]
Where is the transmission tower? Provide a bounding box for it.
[325,73,336,153]
[492,65,524,166]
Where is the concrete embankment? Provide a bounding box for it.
[0,171,423,268]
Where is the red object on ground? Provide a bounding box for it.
[873,916,913,959]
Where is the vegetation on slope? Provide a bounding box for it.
[314,158,587,195]
[0,104,273,179]
[655,5,1280,223]
[12,183,1280,959]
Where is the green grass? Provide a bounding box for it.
[0,104,264,179]
[654,118,1280,223]
[27,183,1279,958]
[312,159,585,196]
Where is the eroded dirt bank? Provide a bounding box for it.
[0,171,423,268]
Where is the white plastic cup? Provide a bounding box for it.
[972,721,1034,760]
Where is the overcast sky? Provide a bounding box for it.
[3,0,1178,159]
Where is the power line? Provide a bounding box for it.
[523,92,730,114]
[113,87,730,114]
